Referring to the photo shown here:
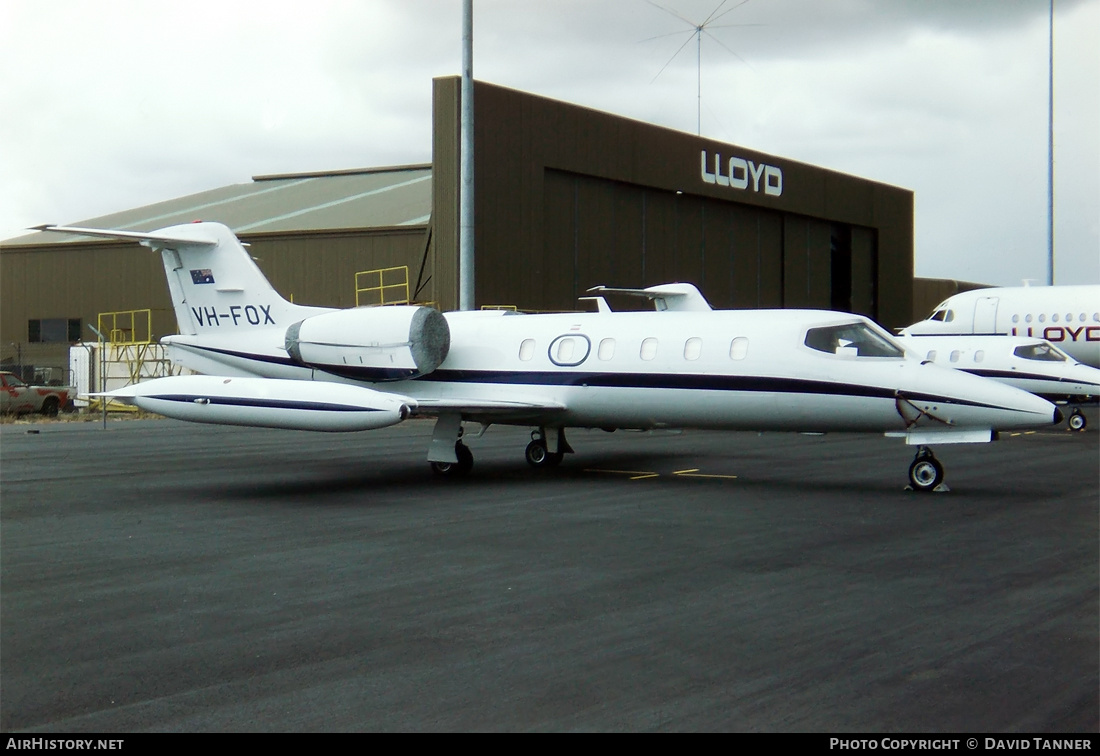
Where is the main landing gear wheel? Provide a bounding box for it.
[525,439,564,468]
[908,446,944,493]
[1068,409,1087,432]
[430,442,474,477]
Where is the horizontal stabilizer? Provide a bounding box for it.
[586,283,713,312]
[31,224,218,248]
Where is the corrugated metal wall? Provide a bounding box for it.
[246,228,428,309]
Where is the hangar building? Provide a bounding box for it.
[2,77,916,381]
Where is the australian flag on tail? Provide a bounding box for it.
[190,269,215,284]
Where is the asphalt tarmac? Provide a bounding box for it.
[2,410,1097,732]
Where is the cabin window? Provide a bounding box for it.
[1038,314,1046,323]
[518,339,535,361]
[684,337,702,361]
[1014,343,1066,362]
[729,337,749,360]
[640,338,658,361]
[1025,314,1033,323]
[925,350,937,362]
[803,323,904,358]
[949,350,961,363]
[556,338,576,363]
[1012,314,1020,324]
[974,350,985,363]
[598,338,615,361]
[547,334,591,367]
[1052,314,1059,323]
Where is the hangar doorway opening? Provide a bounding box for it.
[831,224,852,313]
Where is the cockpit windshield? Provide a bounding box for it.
[804,322,906,358]
[929,308,954,322]
[1013,343,1068,362]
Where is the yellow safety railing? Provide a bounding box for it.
[89,309,169,413]
[98,309,153,345]
[355,266,410,307]
[480,304,518,311]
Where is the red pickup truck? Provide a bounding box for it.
[0,371,77,416]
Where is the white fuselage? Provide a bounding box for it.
[162,307,1059,437]
[902,285,1100,368]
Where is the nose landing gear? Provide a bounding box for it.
[907,446,946,492]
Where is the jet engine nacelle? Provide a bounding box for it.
[285,305,450,381]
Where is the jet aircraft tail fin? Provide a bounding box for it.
[35,222,329,336]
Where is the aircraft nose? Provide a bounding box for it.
[1053,407,1064,425]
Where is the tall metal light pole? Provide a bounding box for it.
[1047,0,1055,285]
[459,0,475,310]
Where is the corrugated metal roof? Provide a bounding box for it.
[3,164,432,246]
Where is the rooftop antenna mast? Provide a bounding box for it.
[644,0,756,135]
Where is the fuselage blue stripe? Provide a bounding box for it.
[182,344,1033,413]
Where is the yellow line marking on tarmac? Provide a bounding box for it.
[585,467,738,481]
[675,472,739,480]
[585,468,661,480]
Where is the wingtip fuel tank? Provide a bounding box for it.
[101,375,415,432]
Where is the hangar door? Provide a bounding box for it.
[781,217,879,320]
[541,170,786,310]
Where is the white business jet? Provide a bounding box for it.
[902,284,1100,369]
[37,222,1062,492]
[896,333,1100,431]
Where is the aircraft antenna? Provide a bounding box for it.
[643,0,758,135]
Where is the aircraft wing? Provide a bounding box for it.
[31,225,218,248]
[412,396,566,419]
[87,374,566,431]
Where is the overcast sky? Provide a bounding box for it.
[2,0,1097,288]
